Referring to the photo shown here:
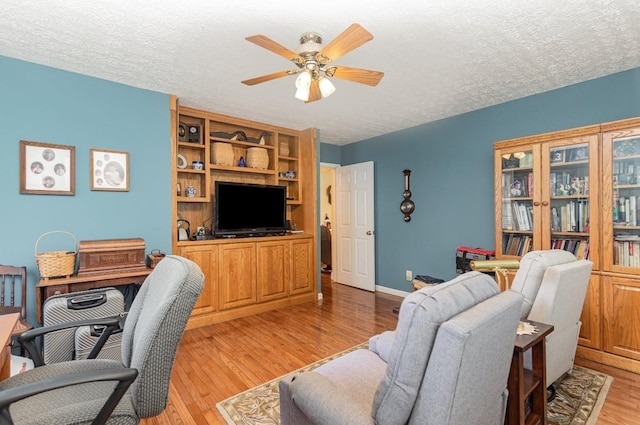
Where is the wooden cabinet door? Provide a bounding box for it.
[541,134,599,267]
[578,274,601,349]
[494,144,541,258]
[601,125,640,274]
[603,275,640,361]
[290,238,314,295]
[218,243,256,310]
[178,244,218,316]
[257,240,289,302]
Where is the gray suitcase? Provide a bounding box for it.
[74,324,123,362]
[43,287,124,364]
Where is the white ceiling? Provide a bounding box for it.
[1,0,640,145]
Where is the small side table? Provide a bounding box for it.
[506,320,554,425]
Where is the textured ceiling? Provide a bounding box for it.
[1,0,640,145]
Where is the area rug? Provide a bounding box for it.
[216,342,612,425]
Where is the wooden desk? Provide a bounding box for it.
[0,313,19,381]
[36,269,151,324]
[506,321,554,425]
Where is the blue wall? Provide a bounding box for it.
[0,56,171,324]
[319,142,341,165]
[3,54,640,320]
[333,67,640,290]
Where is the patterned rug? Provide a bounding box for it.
[216,343,612,425]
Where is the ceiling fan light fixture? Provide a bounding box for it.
[319,77,336,98]
[295,70,312,89]
[295,85,310,102]
[243,24,383,103]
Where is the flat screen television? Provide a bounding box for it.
[214,181,287,237]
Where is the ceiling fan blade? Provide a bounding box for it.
[306,80,321,103]
[241,70,292,86]
[331,66,384,86]
[246,35,300,61]
[319,24,374,62]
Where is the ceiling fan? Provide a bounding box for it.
[241,23,384,102]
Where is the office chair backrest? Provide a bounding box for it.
[120,255,204,418]
[0,266,27,319]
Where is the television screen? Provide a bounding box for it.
[214,181,287,237]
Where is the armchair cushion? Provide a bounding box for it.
[281,349,384,425]
[372,272,500,425]
[510,250,576,318]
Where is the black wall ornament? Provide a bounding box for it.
[400,169,415,222]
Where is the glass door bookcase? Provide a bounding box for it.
[494,131,599,266]
[602,125,640,272]
[495,145,539,258]
[541,135,599,266]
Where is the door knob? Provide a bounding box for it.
[366,230,374,235]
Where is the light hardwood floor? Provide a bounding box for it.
[143,274,640,425]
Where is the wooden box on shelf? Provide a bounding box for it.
[77,238,147,276]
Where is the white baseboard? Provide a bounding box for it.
[375,285,410,298]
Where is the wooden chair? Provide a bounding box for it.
[0,266,34,355]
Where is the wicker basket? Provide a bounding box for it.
[279,141,290,157]
[35,230,78,279]
[212,142,234,166]
[247,147,269,169]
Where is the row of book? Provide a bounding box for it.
[550,238,590,260]
[613,194,640,225]
[502,234,532,256]
[502,201,533,231]
[614,239,640,267]
[503,234,591,259]
[613,158,640,185]
[551,201,589,233]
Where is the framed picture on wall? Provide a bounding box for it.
[20,140,75,195]
[90,148,129,191]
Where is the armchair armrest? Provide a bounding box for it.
[17,314,125,367]
[0,367,137,425]
[287,372,374,425]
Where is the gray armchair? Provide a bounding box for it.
[279,271,524,425]
[0,255,204,425]
[510,250,593,389]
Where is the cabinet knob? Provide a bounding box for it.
[542,201,549,206]
[366,230,374,235]
[533,201,540,206]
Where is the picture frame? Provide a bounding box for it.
[20,140,75,195]
[90,148,129,191]
[550,149,565,163]
[567,146,588,162]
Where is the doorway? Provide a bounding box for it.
[334,161,376,292]
[320,164,336,278]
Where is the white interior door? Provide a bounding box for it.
[335,161,375,291]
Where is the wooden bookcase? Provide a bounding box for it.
[494,116,640,374]
[169,96,317,329]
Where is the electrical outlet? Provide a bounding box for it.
[406,270,413,281]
